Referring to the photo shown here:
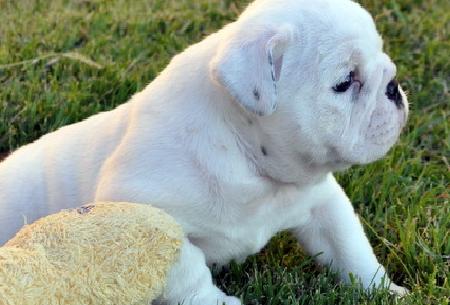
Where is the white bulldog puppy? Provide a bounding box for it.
[0,0,409,303]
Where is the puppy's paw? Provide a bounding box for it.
[388,282,409,297]
[189,290,241,305]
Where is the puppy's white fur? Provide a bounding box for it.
[0,0,409,303]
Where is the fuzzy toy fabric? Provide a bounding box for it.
[0,202,183,305]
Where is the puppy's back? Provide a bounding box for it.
[0,102,131,245]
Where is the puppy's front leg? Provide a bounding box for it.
[157,238,241,305]
[292,175,408,295]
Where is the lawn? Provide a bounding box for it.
[0,0,448,304]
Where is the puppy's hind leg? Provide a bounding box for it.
[156,238,241,305]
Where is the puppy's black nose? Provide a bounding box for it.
[386,79,403,109]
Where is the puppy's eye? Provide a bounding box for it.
[333,71,355,93]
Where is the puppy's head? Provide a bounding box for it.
[210,0,408,178]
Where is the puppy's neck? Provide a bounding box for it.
[223,108,330,187]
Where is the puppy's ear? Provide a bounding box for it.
[210,24,295,116]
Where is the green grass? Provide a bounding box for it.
[0,0,448,304]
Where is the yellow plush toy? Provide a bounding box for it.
[0,202,183,305]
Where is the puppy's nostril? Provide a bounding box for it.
[386,79,398,98]
[386,79,403,109]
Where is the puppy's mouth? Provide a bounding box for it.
[365,109,400,146]
[349,106,405,164]
[329,109,405,166]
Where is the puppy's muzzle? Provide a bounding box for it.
[386,79,403,109]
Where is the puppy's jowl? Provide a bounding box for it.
[0,0,409,303]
